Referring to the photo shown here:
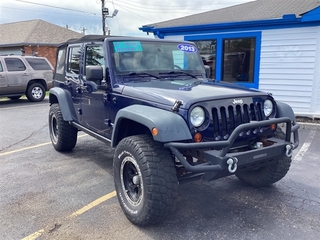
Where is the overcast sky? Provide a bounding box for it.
[0,0,254,37]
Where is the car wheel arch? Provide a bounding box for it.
[111,105,192,147]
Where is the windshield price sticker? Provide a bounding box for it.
[177,44,197,53]
[113,41,143,52]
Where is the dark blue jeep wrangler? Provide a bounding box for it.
[49,35,299,226]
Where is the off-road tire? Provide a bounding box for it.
[26,83,46,102]
[236,128,292,187]
[49,103,78,151]
[113,135,178,226]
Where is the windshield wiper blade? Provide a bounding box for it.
[160,71,198,79]
[118,71,160,79]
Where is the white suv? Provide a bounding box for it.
[0,55,53,102]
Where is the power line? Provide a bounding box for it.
[15,0,99,15]
[108,0,251,8]
[0,6,98,18]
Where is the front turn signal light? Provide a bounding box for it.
[194,133,202,142]
[152,127,158,136]
[270,124,277,131]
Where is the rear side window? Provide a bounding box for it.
[0,61,3,72]
[4,58,26,71]
[26,58,52,70]
[56,49,66,74]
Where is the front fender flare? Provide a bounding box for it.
[49,87,77,121]
[111,105,192,147]
[275,101,296,122]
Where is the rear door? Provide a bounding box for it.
[3,57,30,94]
[0,59,8,94]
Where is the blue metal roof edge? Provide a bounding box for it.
[139,14,320,38]
[301,6,320,22]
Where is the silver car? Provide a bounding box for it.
[0,55,53,102]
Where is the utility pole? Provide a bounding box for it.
[101,0,108,35]
[101,1,118,35]
[81,27,87,35]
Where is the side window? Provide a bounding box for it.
[26,58,52,70]
[67,46,81,74]
[56,49,66,74]
[85,45,104,66]
[4,58,26,71]
[0,61,3,72]
[85,45,105,80]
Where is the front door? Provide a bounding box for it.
[80,44,112,138]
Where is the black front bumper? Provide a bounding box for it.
[164,117,299,181]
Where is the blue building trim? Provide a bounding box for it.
[301,6,320,22]
[185,32,262,89]
[140,14,320,38]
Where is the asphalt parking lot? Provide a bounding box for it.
[0,98,319,240]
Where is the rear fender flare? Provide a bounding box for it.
[49,87,77,121]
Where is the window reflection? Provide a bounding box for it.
[222,38,255,83]
[192,40,216,79]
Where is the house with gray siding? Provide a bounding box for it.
[139,0,320,117]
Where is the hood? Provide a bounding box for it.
[120,79,268,109]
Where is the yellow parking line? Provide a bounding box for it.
[21,191,117,240]
[0,134,88,157]
[21,229,45,240]
[69,191,117,218]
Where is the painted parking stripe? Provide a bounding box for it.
[293,130,316,162]
[0,134,88,157]
[21,191,117,240]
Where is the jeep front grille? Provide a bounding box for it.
[212,103,265,140]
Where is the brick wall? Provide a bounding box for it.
[24,45,57,68]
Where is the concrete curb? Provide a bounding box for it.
[297,122,320,130]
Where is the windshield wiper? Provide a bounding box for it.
[118,71,160,79]
[159,71,198,79]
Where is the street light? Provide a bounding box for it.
[101,0,119,35]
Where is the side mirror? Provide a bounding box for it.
[204,65,211,79]
[86,66,103,81]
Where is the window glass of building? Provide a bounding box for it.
[192,40,216,79]
[222,38,255,83]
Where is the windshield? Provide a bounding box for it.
[109,40,205,80]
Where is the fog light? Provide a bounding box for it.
[194,133,202,142]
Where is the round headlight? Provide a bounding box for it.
[190,106,205,127]
[264,99,273,117]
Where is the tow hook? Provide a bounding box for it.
[286,144,294,158]
[227,157,238,173]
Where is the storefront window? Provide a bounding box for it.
[222,38,255,83]
[193,40,216,79]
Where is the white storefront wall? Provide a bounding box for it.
[259,26,320,117]
[161,27,320,117]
